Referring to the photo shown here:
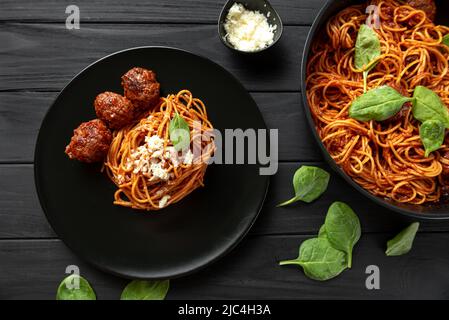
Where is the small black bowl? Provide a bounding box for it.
[218,0,283,53]
[301,0,449,220]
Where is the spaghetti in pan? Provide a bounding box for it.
[306,0,449,205]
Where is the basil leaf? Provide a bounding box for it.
[324,202,361,268]
[169,113,190,151]
[318,225,327,238]
[386,222,420,256]
[120,280,169,300]
[278,166,330,207]
[56,275,96,300]
[412,86,449,128]
[355,25,381,71]
[349,86,412,122]
[355,24,381,92]
[443,34,449,48]
[279,238,347,281]
[420,120,445,157]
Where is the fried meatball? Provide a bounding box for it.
[94,92,135,129]
[121,67,160,111]
[404,0,436,21]
[65,119,112,163]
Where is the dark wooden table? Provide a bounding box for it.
[1,0,449,300]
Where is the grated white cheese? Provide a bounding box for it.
[124,134,195,185]
[158,195,171,208]
[150,162,169,181]
[183,150,194,165]
[145,135,164,151]
[128,135,170,182]
[223,3,277,52]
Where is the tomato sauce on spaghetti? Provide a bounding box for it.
[306,0,449,204]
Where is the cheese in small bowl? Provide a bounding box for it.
[222,3,280,53]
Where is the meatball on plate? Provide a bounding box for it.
[65,67,161,164]
[94,92,135,129]
[65,119,112,163]
[122,67,161,111]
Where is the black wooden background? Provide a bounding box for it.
[1,0,449,300]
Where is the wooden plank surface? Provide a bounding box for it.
[0,92,319,162]
[0,93,50,163]
[2,163,449,239]
[0,0,325,25]
[0,24,306,91]
[1,234,449,300]
[2,0,449,300]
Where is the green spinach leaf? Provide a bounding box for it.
[324,202,361,268]
[412,86,449,128]
[278,166,330,207]
[420,120,445,157]
[169,113,191,151]
[56,274,96,300]
[355,24,381,92]
[386,222,420,256]
[121,280,170,300]
[279,238,347,281]
[318,225,327,238]
[443,34,449,48]
[349,86,412,122]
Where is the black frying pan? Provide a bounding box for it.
[301,0,449,219]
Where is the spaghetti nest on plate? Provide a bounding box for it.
[66,66,215,211]
[105,90,215,211]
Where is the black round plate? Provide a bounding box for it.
[35,47,269,279]
[301,0,449,219]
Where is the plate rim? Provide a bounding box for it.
[34,46,271,279]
